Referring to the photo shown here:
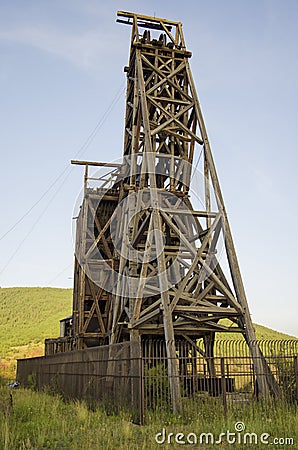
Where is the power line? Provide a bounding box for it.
[0,81,126,275]
[0,80,125,244]
[190,146,203,183]
[0,165,69,243]
[47,263,73,286]
[0,168,71,276]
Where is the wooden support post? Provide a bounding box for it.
[204,333,216,378]
[153,209,182,414]
[130,330,142,423]
[184,60,276,398]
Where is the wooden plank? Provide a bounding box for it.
[88,200,113,259]
[197,257,243,313]
[150,96,190,105]
[136,50,154,155]
[133,213,154,321]
[131,307,161,328]
[160,21,176,45]
[139,298,163,318]
[174,306,238,314]
[71,159,121,167]
[117,10,180,27]
[143,57,191,100]
[160,208,217,218]
[85,215,113,259]
[170,214,221,311]
[181,334,206,357]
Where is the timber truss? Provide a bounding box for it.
[68,11,280,411]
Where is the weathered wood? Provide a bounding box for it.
[71,159,121,167]
[153,209,182,413]
[67,11,281,408]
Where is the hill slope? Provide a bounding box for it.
[0,287,296,377]
[0,287,72,349]
[0,287,72,376]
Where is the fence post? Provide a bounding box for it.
[130,337,142,424]
[139,357,145,425]
[294,356,298,403]
[220,357,227,419]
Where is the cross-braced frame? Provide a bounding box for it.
[71,11,280,412]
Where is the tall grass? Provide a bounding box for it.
[0,387,297,449]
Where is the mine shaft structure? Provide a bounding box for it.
[50,11,280,412]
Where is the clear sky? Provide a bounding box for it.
[0,0,297,337]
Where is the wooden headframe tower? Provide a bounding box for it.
[70,11,280,412]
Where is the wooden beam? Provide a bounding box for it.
[71,159,121,167]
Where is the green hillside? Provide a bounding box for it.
[216,319,297,341]
[0,287,296,378]
[0,287,72,377]
[0,287,72,349]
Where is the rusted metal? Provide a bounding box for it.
[220,357,227,419]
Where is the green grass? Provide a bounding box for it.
[217,319,297,341]
[0,387,297,449]
[0,288,72,349]
[0,288,72,378]
[0,288,297,448]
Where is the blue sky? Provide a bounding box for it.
[0,0,297,337]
